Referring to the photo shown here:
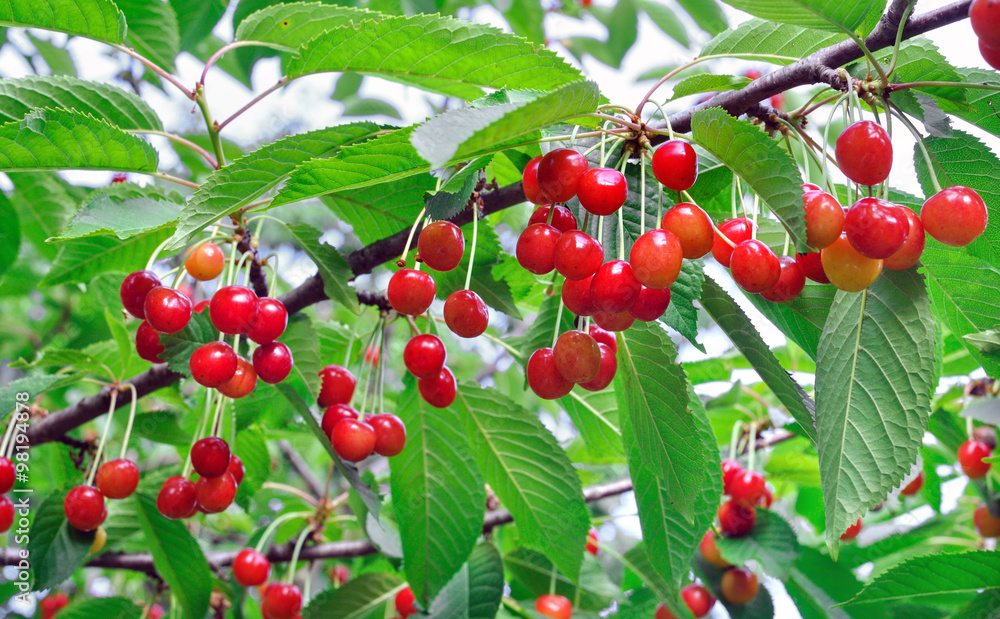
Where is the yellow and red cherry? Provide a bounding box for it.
[921,186,989,247]
[629,229,682,290]
[96,459,140,499]
[528,205,578,233]
[195,472,237,513]
[217,356,257,399]
[760,256,806,303]
[578,167,628,216]
[553,330,601,384]
[590,260,641,313]
[802,190,845,249]
[562,275,598,316]
[845,198,909,259]
[652,140,698,191]
[191,437,231,479]
[712,218,754,268]
[418,366,457,408]
[516,223,561,275]
[331,419,376,462]
[184,242,225,281]
[527,347,574,400]
[404,334,447,380]
[592,309,635,332]
[730,240,781,293]
[144,286,193,334]
[721,568,759,605]
[883,208,925,271]
[522,156,548,205]
[233,548,270,587]
[120,270,162,319]
[821,234,883,292]
[900,471,925,496]
[971,0,1000,48]
[699,530,731,569]
[836,120,893,187]
[136,321,165,363]
[444,289,489,338]
[64,485,107,531]
[261,583,302,619]
[729,470,766,506]
[795,251,830,284]
[418,221,465,272]
[554,230,603,280]
[387,269,436,316]
[660,202,714,259]
[369,413,407,457]
[682,583,717,617]
[840,518,862,541]
[318,364,356,407]
[253,342,293,384]
[974,504,1000,538]
[535,594,572,619]
[537,149,589,203]
[718,499,755,537]
[248,298,287,344]
[629,287,671,322]
[958,439,993,478]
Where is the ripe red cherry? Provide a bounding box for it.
[840,518,863,541]
[588,325,616,352]
[651,140,698,191]
[193,300,209,314]
[144,286,192,334]
[444,289,489,338]
[120,270,162,319]
[40,592,71,619]
[958,439,993,478]
[585,527,599,555]
[404,334,447,380]
[516,223,561,275]
[553,330,601,384]
[331,418,376,461]
[836,120,893,186]
[661,202,714,259]
[536,149,589,202]
[521,156,548,205]
[883,208,925,271]
[210,286,259,335]
[96,459,140,499]
[729,470,766,506]
[318,364,356,407]
[554,230,604,280]
[527,347,574,400]
[699,530,731,568]
[369,413,407,457]
[920,186,989,247]
[535,594,573,619]
[682,583,716,617]
[0,457,14,493]
[396,586,417,618]
[195,471,238,513]
[901,471,925,496]
[322,404,359,438]
[592,309,635,332]
[262,583,303,619]
[721,459,742,495]
[253,342,293,384]
[184,242,225,281]
[718,500,755,537]
[721,568,759,605]
[562,275,597,316]
[845,198,909,259]
[629,229,682,290]
[712,218,754,268]
[418,366,457,408]
[189,341,238,388]
[971,0,1000,48]
[760,256,806,303]
[64,485,106,531]
[821,234,883,292]
[730,240,781,293]
[233,548,270,587]
[528,205,578,233]
[590,260,641,313]
[981,40,1000,70]
[418,221,465,272]
[228,454,245,486]
[135,321,165,363]
[218,356,258,399]
[248,298,288,344]
[803,190,845,249]
[0,496,12,534]
[580,343,617,392]
[974,504,1000,538]
[629,287,671,322]
[388,269,436,316]
[577,167,628,216]
[191,437,232,478]
[796,251,830,284]
[157,476,197,519]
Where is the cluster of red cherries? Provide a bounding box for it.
[229,547,304,619]
[958,426,1000,540]
[155,438,246,519]
[0,457,14,534]
[63,455,144,532]
[317,364,408,462]
[972,0,1000,70]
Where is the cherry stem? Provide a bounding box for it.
[464,202,480,292]
[645,99,675,140]
[581,113,642,132]
[891,81,1000,93]
[209,391,227,438]
[548,563,558,596]
[639,157,647,236]
[747,422,758,471]
[286,524,314,584]
[118,383,138,461]
[200,41,262,86]
[170,261,188,290]
[253,511,313,554]
[358,319,385,419]
[130,130,219,169]
[791,90,840,120]
[617,156,628,261]
[112,44,194,100]
[967,416,975,441]
[889,104,943,192]
[782,233,791,258]
[0,407,21,458]
[399,208,427,265]
[847,32,889,89]
[262,253,280,295]
[218,77,289,132]
[182,391,216,477]
[713,225,737,249]
[263,482,320,507]
[343,307,369,367]
[656,184,663,225]
[886,1,918,76]
[152,172,200,190]
[235,250,255,288]
[86,388,120,486]
[481,330,523,360]
[145,236,177,271]
[821,95,850,192]
[728,421,743,461]
[551,286,565,350]
[193,84,227,169]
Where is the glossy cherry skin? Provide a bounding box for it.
[535,594,573,619]
[958,439,993,478]
[253,342,293,384]
[0,457,14,494]
[590,260,641,313]
[883,208,925,271]
[193,299,209,314]
[718,500,755,537]
[721,568,759,605]
[721,459,743,495]
[629,286,671,322]
[522,156,548,205]
[974,504,1000,538]
[840,518,863,541]
[592,309,635,332]
[729,470,766,506]
[322,404,359,438]
[981,39,1000,70]
[760,256,806,303]
[516,223,561,275]
[191,437,231,478]
[900,471,925,496]
[537,148,589,203]
[712,218,754,268]
[189,341,238,388]
[821,234,883,292]
[210,286,259,335]
[921,186,989,246]
[836,120,893,186]
[629,229,682,290]
[228,454,245,486]
[218,356,258,399]
[802,182,822,192]
[120,270,162,319]
[262,583,303,619]
[418,366,457,408]
[444,289,489,338]
[562,276,598,316]
[971,0,1000,48]
[803,190,845,249]
[136,321,165,363]
[553,330,601,384]
[577,344,616,392]
[730,240,781,293]
[144,287,192,334]
[64,485,106,531]
[96,459,140,499]
[845,198,909,259]
[248,298,288,344]
[418,221,465,272]
[529,205,578,233]
[403,334,447,380]
[796,252,830,284]
[661,202,714,259]
[652,140,698,191]
[331,419,376,461]
[682,584,717,617]
[388,269,436,316]
[317,364,356,407]
[195,471,237,513]
[588,325,617,353]
[157,476,197,519]
[527,347,574,400]
[233,548,270,587]
[578,167,628,216]
[554,230,604,280]
[699,530,731,569]
[396,586,417,618]
[369,413,407,457]
[0,497,12,534]
[184,242,225,281]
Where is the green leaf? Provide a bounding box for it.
[675,0,728,35]
[51,184,184,241]
[285,14,583,99]
[117,0,181,72]
[233,425,270,510]
[691,108,808,252]
[746,281,835,359]
[58,597,143,619]
[104,307,133,377]
[0,0,126,44]
[637,0,689,48]
[8,171,79,259]
[693,553,776,619]
[39,226,172,287]
[27,489,96,590]
[391,380,486,606]
[716,0,880,32]
[28,31,78,77]
[785,546,862,619]
[0,191,19,278]
[428,541,505,619]
[457,385,590,582]
[411,82,601,169]
[322,173,434,245]
[517,292,572,364]
[843,550,1000,607]
[133,493,212,618]
[0,108,158,173]
[302,572,405,619]
[0,75,162,130]
[284,222,359,313]
[931,68,1000,142]
[425,157,491,221]
[280,314,324,402]
[171,0,228,51]
[235,2,381,51]
[506,549,624,611]
[878,37,965,105]
[560,388,623,460]
[715,510,800,579]
[672,75,752,100]
[663,260,705,351]
[700,275,818,443]
[158,311,217,376]
[815,269,936,557]
[701,18,846,64]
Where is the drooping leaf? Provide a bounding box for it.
[117,0,181,72]
[715,510,800,579]
[104,307,133,377]
[701,18,845,64]
[716,0,880,33]
[51,184,184,241]
[58,597,143,619]
[637,0,690,48]
[39,226,173,287]
[0,0,126,44]
[0,75,162,129]
[303,572,405,619]
[843,550,1000,607]
[428,541,505,619]
[28,31,78,76]
[27,490,96,590]
[284,223,359,313]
